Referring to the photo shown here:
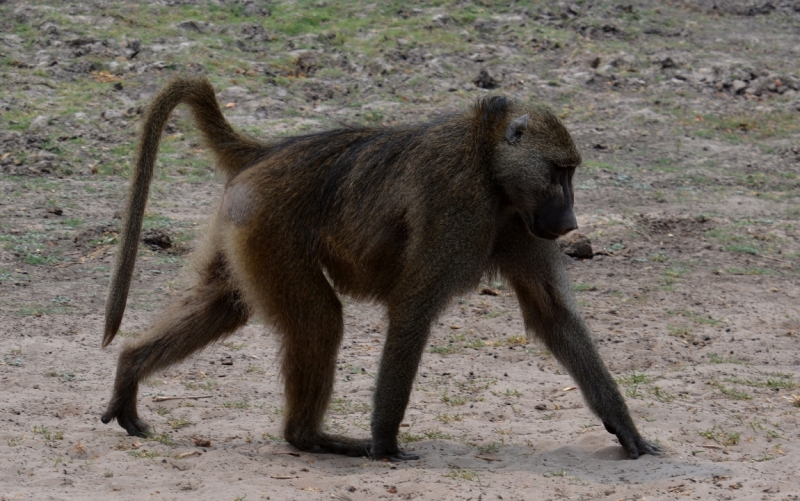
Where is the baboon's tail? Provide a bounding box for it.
[103,77,264,347]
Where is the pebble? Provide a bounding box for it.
[731,80,747,94]
[102,109,124,120]
[29,115,50,131]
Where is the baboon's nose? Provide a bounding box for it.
[557,210,578,235]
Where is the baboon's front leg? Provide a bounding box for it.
[102,275,249,437]
[495,219,660,458]
[370,299,442,461]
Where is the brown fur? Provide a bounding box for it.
[101,77,659,460]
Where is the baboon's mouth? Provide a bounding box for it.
[526,214,564,241]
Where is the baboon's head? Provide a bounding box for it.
[493,107,582,240]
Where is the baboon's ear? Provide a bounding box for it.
[504,114,529,144]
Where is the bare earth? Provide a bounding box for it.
[1,1,800,500]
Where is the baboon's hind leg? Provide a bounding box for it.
[101,254,250,437]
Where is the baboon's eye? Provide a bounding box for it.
[549,163,561,183]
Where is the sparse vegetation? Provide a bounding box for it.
[444,467,479,481]
[698,426,740,447]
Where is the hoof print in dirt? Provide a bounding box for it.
[559,232,593,259]
[141,228,172,251]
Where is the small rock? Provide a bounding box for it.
[40,23,59,36]
[102,109,124,120]
[254,106,268,120]
[432,13,452,26]
[535,403,547,410]
[731,79,748,94]
[559,232,593,259]
[123,37,141,59]
[659,57,676,69]
[217,85,250,101]
[221,355,233,366]
[746,77,769,96]
[473,18,493,31]
[177,20,205,33]
[29,115,50,131]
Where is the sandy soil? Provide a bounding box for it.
[1,1,800,500]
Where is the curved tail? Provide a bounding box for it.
[103,77,264,347]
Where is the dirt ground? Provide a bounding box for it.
[1,1,800,500]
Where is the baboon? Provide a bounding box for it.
[101,77,660,461]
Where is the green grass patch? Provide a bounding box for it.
[668,310,723,326]
[707,352,743,364]
[222,399,251,410]
[182,380,218,391]
[444,467,479,481]
[328,397,370,415]
[712,381,751,400]
[725,244,759,256]
[697,425,740,446]
[441,393,468,407]
[726,267,773,275]
[724,376,796,390]
[477,441,504,454]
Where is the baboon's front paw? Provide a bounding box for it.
[101,405,150,438]
[604,422,660,459]
[603,421,663,459]
[628,437,661,458]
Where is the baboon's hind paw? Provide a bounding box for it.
[373,449,420,462]
[288,434,371,458]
